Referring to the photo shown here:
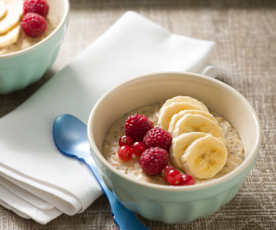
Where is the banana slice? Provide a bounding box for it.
[168,110,217,133]
[170,132,207,169]
[181,135,228,179]
[0,0,23,35]
[163,96,209,113]
[158,102,204,130]
[0,2,8,20]
[172,114,223,138]
[0,25,20,48]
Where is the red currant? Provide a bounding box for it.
[180,174,195,185]
[163,165,174,178]
[119,135,134,147]
[118,145,133,161]
[166,168,182,185]
[132,142,146,157]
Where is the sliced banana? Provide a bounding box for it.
[170,132,207,169]
[181,135,228,179]
[172,114,223,138]
[0,25,20,48]
[163,96,209,113]
[0,1,8,20]
[158,102,204,130]
[168,110,218,134]
[0,0,23,35]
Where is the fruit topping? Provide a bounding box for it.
[163,165,195,186]
[119,135,134,147]
[163,166,182,185]
[132,141,146,157]
[21,12,47,37]
[118,145,133,161]
[143,127,172,150]
[139,147,168,176]
[24,0,49,17]
[125,114,153,141]
[181,135,227,179]
[180,174,195,185]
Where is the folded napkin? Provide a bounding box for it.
[0,11,215,224]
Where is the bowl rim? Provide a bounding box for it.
[88,71,261,192]
[0,0,70,59]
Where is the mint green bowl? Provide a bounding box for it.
[0,0,69,94]
[88,72,261,223]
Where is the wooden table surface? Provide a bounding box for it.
[0,0,275,229]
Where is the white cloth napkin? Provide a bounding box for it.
[0,11,215,224]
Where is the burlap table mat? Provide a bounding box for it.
[0,0,275,229]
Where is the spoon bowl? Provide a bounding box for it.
[53,115,91,158]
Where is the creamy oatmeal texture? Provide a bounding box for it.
[103,103,244,185]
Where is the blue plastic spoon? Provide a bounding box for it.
[53,114,149,230]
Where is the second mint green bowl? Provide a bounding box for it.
[88,72,261,223]
[0,0,69,94]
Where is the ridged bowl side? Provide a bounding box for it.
[122,183,243,223]
[93,149,255,224]
[0,18,68,94]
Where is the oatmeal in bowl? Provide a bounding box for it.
[0,0,58,55]
[0,0,69,94]
[103,96,245,186]
[88,72,260,223]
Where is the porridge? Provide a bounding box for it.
[0,0,56,55]
[103,96,244,186]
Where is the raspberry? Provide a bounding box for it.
[143,127,172,150]
[139,147,168,175]
[24,0,49,17]
[132,142,146,157]
[125,114,153,141]
[180,174,195,186]
[118,145,133,161]
[21,13,47,37]
[119,135,133,147]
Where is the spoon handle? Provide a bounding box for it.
[81,155,149,230]
[80,155,109,193]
